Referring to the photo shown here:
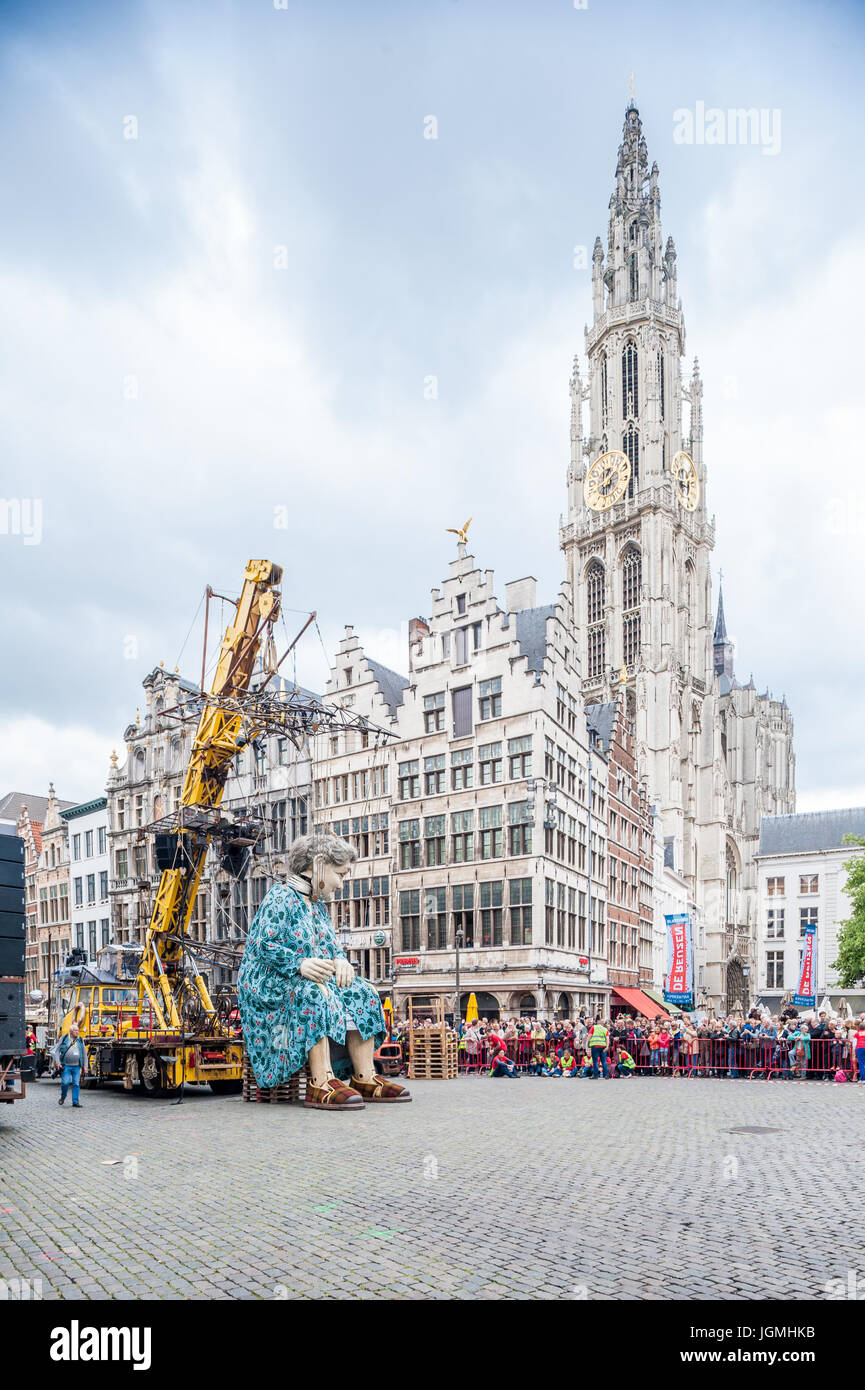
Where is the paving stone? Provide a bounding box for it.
[2,1075,864,1298]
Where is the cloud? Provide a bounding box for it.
[0,718,115,804]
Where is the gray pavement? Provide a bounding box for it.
[1,1073,864,1300]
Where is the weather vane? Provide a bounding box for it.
[446,516,473,547]
[629,73,635,103]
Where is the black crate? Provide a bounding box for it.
[0,908,25,939]
[0,980,25,1054]
[0,833,24,865]
[0,937,25,975]
[0,885,25,914]
[0,858,24,889]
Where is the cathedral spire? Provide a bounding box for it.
[713,582,735,680]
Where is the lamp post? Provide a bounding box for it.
[454,927,464,1032]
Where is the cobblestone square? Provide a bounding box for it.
[2,1075,863,1301]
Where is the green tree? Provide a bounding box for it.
[832,835,865,987]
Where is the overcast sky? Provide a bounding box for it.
[1,0,863,812]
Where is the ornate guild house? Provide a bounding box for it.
[560,103,796,1013]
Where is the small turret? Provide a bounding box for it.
[713,582,735,680]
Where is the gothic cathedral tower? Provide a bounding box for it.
[560,103,794,1011]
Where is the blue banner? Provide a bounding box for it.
[793,924,817,1008]
[664,912,693,1008]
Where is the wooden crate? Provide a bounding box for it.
[242,1047,308,1104]
[407,1002,458,1080]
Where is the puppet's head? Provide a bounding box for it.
[287,833,357,901]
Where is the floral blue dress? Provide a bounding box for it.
[238,881,385,1087]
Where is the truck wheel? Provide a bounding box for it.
[139,1055,164,1097]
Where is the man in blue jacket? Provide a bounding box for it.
[57,1023,88,1108]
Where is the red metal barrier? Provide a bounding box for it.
[456,1031,861,1081]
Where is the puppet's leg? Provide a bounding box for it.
[307,1037,335,1088]
[347,1030,411,1103]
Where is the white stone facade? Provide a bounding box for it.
[314,554,613,1020]
[61,797,111,963]
[755,809,865,1012]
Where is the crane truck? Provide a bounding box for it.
[60,558,392,1098]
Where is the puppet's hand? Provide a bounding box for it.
[299,958,335,985]
[333,958,354,989]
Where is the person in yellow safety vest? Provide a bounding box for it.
[560,1050,577,1077]
[615,1047,637,1078]
[588,1019,610,1079]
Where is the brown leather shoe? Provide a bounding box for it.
[350,1074,412,1103]
[303,1078,365,1110]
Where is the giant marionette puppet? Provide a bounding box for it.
[238,833,411,1110]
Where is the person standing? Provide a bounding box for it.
[854,1021,865,1082]
[588,1018,610,1079]
[57,1023,88,1108]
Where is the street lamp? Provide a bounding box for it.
[454,928,464,1031]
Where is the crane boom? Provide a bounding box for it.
[138,559,283,1032]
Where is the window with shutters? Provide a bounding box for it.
[452,686,472,738]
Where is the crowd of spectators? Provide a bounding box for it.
[392,1007,865,1082]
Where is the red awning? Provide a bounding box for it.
[611,986,670,1020]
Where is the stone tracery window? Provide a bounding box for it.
[623,423,639,499]
[622,340,639,417]
[621,545,641,669]
[586,561,606,680]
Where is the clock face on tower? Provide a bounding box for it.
[583,450,631,512]
[672,451,700,512]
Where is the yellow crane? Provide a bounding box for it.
[61,559,394,1097]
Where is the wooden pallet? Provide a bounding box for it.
[241,1048,308,1104]
[407,1020,458,1080]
